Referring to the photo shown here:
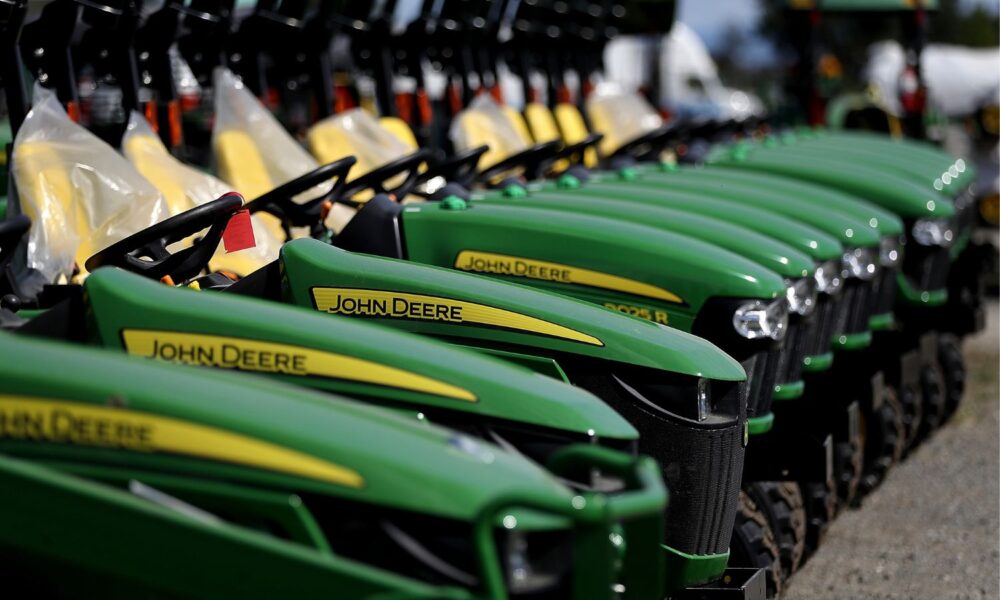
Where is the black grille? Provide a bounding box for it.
[781,318,807,383]
[570,373,747,557]
[836,281,874,336]
[871,267,899,317]
[804,296,837,357]
[743,349,780,420]
[902,246,950,292]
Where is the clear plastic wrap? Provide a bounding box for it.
[122,112,280,275]
[212,68,330,201]
[585,83,664,156]
[450,94,530,169]
[308,108,411,174]
[12,85,167,282]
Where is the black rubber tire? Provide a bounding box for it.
[832,426,863,506]
[897,378,924,453]
[745,481,807,581]
[859,385,906,495]
[938,333,966,419]
[800,479,836,558]
[729,490,783,599]
[917,361,948,440]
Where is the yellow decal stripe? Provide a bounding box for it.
[121,330,477,402]
[0,396,363,488]
[454,251,684,304]
[312,288,603,347]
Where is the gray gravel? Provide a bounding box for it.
[784,302,1000,600]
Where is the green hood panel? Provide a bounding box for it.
[689,167,906,238]
[819,130,976,189]
[0,334,570,521]
[280,239,746,382]
[476,193,816,278]
[81,269,638,440]
[539,180,845,261]
[712,146,956,220]
[647,168,884,247]
[400,203,787,332]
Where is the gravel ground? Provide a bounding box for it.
[784,302,1000,600]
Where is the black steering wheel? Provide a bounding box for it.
[609,124,684,161]
[86,193,245,282]
[416,145,490,189]
[339,148,435,201]
[474,140,562,185]
[244,156,357,234]
[550,133,604,166]
[0,215,30,270]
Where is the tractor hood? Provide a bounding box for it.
[281,239,746,382]
[711,144,956,220]
[0,334,572,521]
[482,193,816,279]
[790,136,972,194]
[818,130,976,190]
[695,167,906,239]
[81,269,638,441]
[569,181,845,262]
[395,201,787,333]
[652,169,885,247]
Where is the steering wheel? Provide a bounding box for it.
[549,133,603,166]
[244,156,357,233]
[609,125,683,161]
[416,145,489,189]
[0,215,30,270]
[86,193,245,282]
[338,149,436,201]
[474,140,562,185]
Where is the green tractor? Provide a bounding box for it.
[0,333,667,599]
[0,3,777,596]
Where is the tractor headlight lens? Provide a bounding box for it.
[785,277,818,316]
[814,259,843,295]
[502,529,572,595]
[733,298,788,341]
[911,218,954,248]
[879,236,903,266]
[841,247,878,281]
[696,377,711,422]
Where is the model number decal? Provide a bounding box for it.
[603,303,669,325]
[0,396,363,488]
[454,251,684,304]
[121,330,477,402]
[312,288,603,346]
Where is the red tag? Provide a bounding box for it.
[222,209,256,254]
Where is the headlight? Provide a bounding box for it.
[502,528,572,595]
[814,259,844,295]
[733,298,788,341]
[911,218,954,248]
[879,236,903,267]
[841,247,878,281]
[784,277,818,316]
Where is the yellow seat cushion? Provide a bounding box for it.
[554,103,599,168]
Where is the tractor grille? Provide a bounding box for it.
[660,413,744,556]
[870,267,899,317]
[836,281,875,336]
[783,318,807,383]
[586,375,747,557]
[804,296,837,357]
[902,246,950,292]
[743,349,779,420]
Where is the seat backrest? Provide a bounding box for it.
[524,102,561,143]
[214,129,277,200]
[13,142,84,275]
[553,103,599,168]
[378,117,420,151]
[127,127,278,277]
